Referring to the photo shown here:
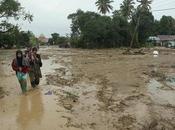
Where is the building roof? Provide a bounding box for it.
[38,36,49,43]
[148,36,160,41]
[157,35,175,41]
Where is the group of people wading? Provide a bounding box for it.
[11,47,42,94]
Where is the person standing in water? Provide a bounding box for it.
[12,50,30,94]
[29,47,42,88]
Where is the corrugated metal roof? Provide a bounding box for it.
[158,35,175,41]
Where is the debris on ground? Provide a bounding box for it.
[0,87,5,99]
[122,49,146,55]
[45,90,53,95]
[1,47,175,130]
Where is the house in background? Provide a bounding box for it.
[147,36,161,46]
[38,34,49,44]
[157,35,175,47]
[148,35,175,48]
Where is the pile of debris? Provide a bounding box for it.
[122,49,146,55]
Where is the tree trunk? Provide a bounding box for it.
[130,16,140,48]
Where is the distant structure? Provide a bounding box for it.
[38,34,49,44]
[148,36,161,46]
[59,42,71,48]
[158,35,175,46]
[148,35,175,48]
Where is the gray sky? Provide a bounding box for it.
[14,0,175,38]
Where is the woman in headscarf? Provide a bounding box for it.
[12,50,30,94]
[29,47,42,88]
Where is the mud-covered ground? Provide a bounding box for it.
[1,47,175,130]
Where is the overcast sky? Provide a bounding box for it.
[13,0,175,38]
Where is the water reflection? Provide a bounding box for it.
[17,90,44,130]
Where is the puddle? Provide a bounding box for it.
[166,75,175,88]
[0,89,73,130]
[40,57,64,86]
[148,79,175,106]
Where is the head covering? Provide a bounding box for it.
[32,47,38,52]
[16,50,23,67]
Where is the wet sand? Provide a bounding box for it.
[0,47,175,130]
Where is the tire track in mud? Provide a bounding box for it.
[93,66,175,130]
[45,50,147,130]
[0,87,5,99]
[43,48,175,130]
[95,75,152,130]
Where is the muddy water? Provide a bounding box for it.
[0,48,71,130]
[1,47,175,130]
[148,79,175,106]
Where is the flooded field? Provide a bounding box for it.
[1,47,175,130]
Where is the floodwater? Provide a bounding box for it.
[148,79,175,106]
[0,49,68,130]
[1,47,175,130]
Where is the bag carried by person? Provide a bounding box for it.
[17,72,27,80]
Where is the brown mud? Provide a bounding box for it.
[1,47,175,130]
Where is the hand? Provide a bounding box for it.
[19,67,22,72]
[33,54,37,59]
[31,55,35,60]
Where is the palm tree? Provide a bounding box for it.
[130,0,152,48]
[95,0,114,15]
[120,0,135,20]
[137,0,152,11]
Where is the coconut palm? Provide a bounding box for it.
[120,0,135,20]
[137,0,152,11]
[130,0,152,48]
[95,0,114,15]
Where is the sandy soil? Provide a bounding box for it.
[1,47,175,130]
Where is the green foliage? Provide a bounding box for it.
[48,38,53,45]
[0,0,22,19]
[0,0,33,48]
[137,0,152,12]
[130,0,153,48]
[48,33,68,45]
[131,9,154,47]
[0,27,37,48]
[67,0,175,49]
[151,16,175,36]
[159,16,175,35]
[112,12,131,47]
[68,10,131,48]
[0,0,33,31]
[120,0,135,20]
[58,36,67,44]
[95,0,113,15]
[51,33,60,44]
[29,32,38,46]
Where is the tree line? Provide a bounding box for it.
[0,0,36,48]
[68,0,175,48]
[0,0,175,49]
[48,33,68,45]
